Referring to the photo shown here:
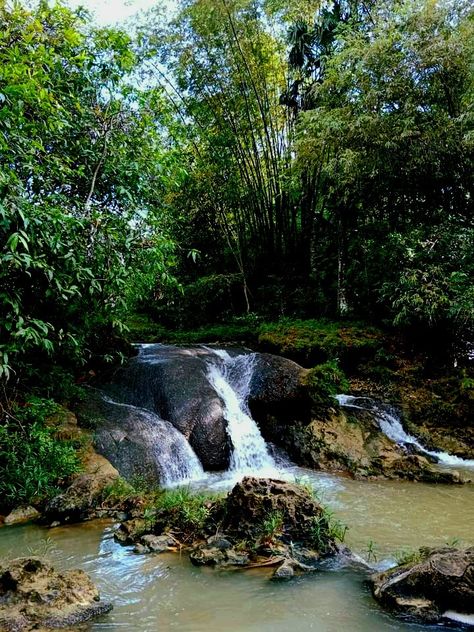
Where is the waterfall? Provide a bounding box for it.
[206,349,277,475]
[101,395,205,486]
[336,394,474,468]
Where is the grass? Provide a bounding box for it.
[258,511,284,543]
[149,487,223,540]
[310,507,348,552]
[394,547,430,567]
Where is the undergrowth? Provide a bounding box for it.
[141,487,223,541]
[0,397,83,509]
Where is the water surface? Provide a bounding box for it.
[1,470,472,632]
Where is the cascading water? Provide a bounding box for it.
[205,349,277,476]
[336,394,474,468]
[101,395,205,486]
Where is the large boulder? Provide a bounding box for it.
[248,353,310,422]
[76,388,207,483]
[0,557,112,631]
[44,449,119,524]
[371,547,474,624]
[221,476,338,554]
[91,345,230,470]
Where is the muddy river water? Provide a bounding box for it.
[1,467,472,632]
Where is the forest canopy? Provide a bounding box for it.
[1,0,473,390]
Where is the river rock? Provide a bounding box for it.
[272,559,295,580]
[84,345,231,471]
[249,353,310,419]
[139,534,176,553]
[4,506,40,526]
[221,477,337,553]
[0,557,112,631]
[189,541,250,567]
[370,547,474,623]
[44,451,119,524]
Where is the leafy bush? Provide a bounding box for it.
[0,397,82,508]
[303,361,349,409]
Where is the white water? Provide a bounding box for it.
[336,394,474,468]
[206,350,278,476]
[101,396,205,486]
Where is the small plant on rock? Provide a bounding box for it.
[152,487,221,541]
[259,511,284,544]
[310,508,348,552]
[394,547,429,567]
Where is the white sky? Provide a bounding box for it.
[65,0,173,25]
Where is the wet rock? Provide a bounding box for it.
[272,559,295,580]
[189,543,250,567]
[91,345,231,470]
[76,388,207,483]
[383,455,466,484]
[370,547,474,623]
[4,506,40,526]
[139,534,175,553]
[189,545,225,566]
[114,517,147,544]
[261,405,468,483]
[249,353,310,421]
[0,557,112,631]
[222,477,337,553]
[207,535,233,551]
[44,453,119,524]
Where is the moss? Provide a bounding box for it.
[166,322,259,345]
[258,318,384,368]
[303,361,350,409]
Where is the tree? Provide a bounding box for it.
[294,0,474,323]
[0,2,175,384]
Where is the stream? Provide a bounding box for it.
[1,473,473,631]
[1,344,473,630]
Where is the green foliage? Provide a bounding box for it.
[381,228,474,349]
[0,397,82,507]
[295,0,473,329]
[102,477,138,505]
[151,487,221,538]
[258,319,384,367]
[0,2,177,386]
[304,361,350,409]
[259,511,284,542]
[149,274,246,330]
[310,507,348,552]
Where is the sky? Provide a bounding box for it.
[65,0,170,25]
